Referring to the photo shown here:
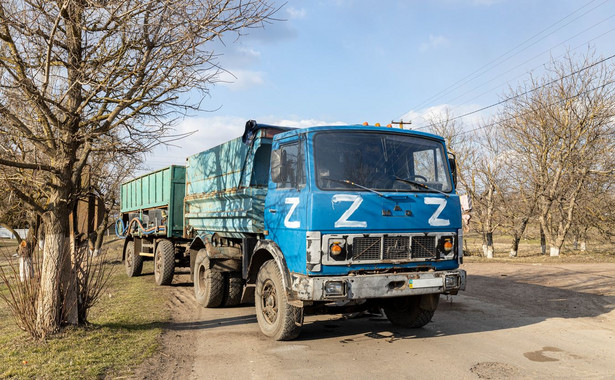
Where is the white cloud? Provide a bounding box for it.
[399,103,487,131]
[142,116,348,171]
[419,35,450,52]
[142,116,248,170]
[286,7,306,19]
[217,69,265,90]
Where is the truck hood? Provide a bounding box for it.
[308,192,461,233]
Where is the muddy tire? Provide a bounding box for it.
[255,260,303,340]
[383,294,439,328]
[222,272,243,307]
[194,249,224,308]
[154,239,175,286]
[125,240,143,277]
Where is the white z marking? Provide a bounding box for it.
[332,194,367,228]
[424,197,450,226]
[284,198,300,228]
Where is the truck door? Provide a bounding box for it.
[264,136,308,273]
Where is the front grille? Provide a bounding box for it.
[412,236,436,258]
[384,236,411,260]
[352,237,381,260]
[347,235,441,262]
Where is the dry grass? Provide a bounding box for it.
[0,239,169,379]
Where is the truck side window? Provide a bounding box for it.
[277,141,306,190]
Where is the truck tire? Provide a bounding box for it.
[154,239,175,286]
[194,249,224,307]
[125,240,143,277]
[255,260,303,340]
[383,294,440,328]
[222,272,243,307]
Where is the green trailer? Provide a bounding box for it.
[118,165,189,285]
[119,165,186,238]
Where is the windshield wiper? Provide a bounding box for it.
[326,178,388,198]
[393,176,450,198]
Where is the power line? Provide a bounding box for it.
[406,0,610,114]
[413,52,615,131]
[454,77,615,137]
[438,15,615,120]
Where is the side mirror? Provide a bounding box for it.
[448,154,457,188]
[270,149,286,183]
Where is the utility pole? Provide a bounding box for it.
[390,119,412,129]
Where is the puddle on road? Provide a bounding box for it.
[523,346,563,362]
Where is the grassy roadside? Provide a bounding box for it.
[462,232,615,263]
[0,239,169,379]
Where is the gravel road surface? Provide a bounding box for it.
[132,262,615,379]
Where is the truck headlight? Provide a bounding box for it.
[324,280,346,297]
[444,274,459,289]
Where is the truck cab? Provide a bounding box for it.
[251,124,465,339]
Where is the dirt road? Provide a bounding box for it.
[132,262,615,379]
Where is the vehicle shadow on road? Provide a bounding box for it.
[165,306,258,331]
[119,272,615,341]
[294,273,615,341]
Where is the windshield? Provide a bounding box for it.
[314,131,452,193]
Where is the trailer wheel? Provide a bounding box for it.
[154,239,175,286]
[222,272,243,307]
[194,249,224,307]
[125,241,143,277]
[383,294,439,328]
[255,260,303,340]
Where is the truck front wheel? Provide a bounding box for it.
[255,260,303,340]
[383,294,440,328]
[194,249,224,307]
[154,239,175,285]
[125,240,143,277]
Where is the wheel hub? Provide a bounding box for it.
[261,280,278,324]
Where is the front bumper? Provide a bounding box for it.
[290,269,466,301]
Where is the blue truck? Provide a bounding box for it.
[118,120,466,340]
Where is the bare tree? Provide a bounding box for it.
[497,51,615,256]
[0,0,277,337]
[426,109,502,258]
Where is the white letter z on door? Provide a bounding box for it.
[332,194,367,228]
[424,197,450,226]
[284,197,300,228]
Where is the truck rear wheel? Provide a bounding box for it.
[154,239,175,285]
[383,294,439,328]
[125,240,143,277]
[222,272,243,307]
[255,260,303,340]
[194,249,224,307]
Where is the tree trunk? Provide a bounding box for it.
[510,235,519,257]
[62,231,78,325]
[36,212,68,336]
[549,245,560,257]
[93,207,111,256]
[540,226,546,255]
[483,232,494,258]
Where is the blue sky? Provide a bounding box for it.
[145,0,615,169]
